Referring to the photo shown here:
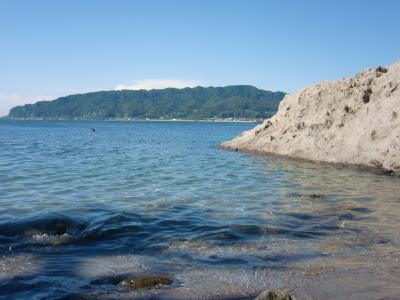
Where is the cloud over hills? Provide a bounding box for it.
[115,79,202,91]
[0,94,54,117]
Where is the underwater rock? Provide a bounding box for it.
[310,193,321,199]
[254,289,296,300]
[118,274,173,289]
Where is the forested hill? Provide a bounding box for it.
[8,85,286,120]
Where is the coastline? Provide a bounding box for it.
[3,117,262,123]
[220,143,397,176]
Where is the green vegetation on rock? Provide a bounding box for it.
[8,85,285,120]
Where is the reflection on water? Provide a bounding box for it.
[0,120,400,299]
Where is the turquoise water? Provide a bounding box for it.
[1,120,400,299]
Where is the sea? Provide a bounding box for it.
[0,120,400,300]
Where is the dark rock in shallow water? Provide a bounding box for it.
[254,290,296,300]
[118,274,173,289]
[91,273,130,285]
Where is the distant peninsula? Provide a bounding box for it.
[7,85,285,121]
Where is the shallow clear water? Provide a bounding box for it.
[1,120,400,300]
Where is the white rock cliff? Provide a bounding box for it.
[221,61,400,175]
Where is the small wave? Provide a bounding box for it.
[0,212,87,249]
[28,232,72,245]
[0,213,86,236]
[0,211,154,249]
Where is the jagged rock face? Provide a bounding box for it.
[221,61,400,175]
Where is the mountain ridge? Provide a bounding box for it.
[7,85,285,120]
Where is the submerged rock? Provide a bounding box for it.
[254,289,296,300]
[310,193,321,199]
[118,274,173,289]
[221,61,400,176]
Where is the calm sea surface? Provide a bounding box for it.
[1,120,400,300]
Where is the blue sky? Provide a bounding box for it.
[1,0,400,116]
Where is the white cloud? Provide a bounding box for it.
[0,94,54,117]
[115,79,202,91]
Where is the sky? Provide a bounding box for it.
[1,0,400,116]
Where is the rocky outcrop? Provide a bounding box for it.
[221,61,400,175]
